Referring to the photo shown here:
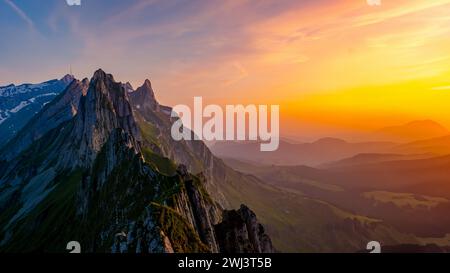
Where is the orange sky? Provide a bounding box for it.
[3,0,450,140]
[183,0,450,139]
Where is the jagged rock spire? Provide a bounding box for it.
[129,79,159,111]
[69,69,141,167]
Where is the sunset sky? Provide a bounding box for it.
[2,0,450,140]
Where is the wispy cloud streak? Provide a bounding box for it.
[4,0,35,30]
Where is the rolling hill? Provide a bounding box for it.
[210,138,396,167]
[371,120,449,143]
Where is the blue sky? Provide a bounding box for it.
[0,0,328,105]
[0,1,317,83]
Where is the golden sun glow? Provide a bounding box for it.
[210,0,450,137]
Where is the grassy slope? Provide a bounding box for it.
[0,170,82,252]
[151,202,209,253]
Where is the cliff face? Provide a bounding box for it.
[70,70,141,168]
[130,80,229,208]
[0,69,273,253]
[129,79,159,112]
[215,205,275,253]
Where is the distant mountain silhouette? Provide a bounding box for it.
[392,135,450,156]
[321,153,434,168]
[210,138,396,167]
[372,120,448,143]
[323,154,450,197]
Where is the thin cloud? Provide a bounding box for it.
[352,0,450,28]
[432,86,450,91]
[4,0,35,30]
[105,0,160,25]
[223,62,249,87]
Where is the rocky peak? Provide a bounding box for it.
[89,70,120,100]
[70,70,141,167]
[92,69,109,79]
[214,205,275,253]
[62,78,89,116]
[80,78,90,95]
[129,79,159,111]
[123,82,134,93]
[60,74,75,85]
[142,79,152,90]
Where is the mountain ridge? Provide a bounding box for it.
[372,120,449,143]
[210,138,397,166]
[0,75,75,148]
[0,69,274,253]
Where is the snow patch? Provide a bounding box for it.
[36,92,58,98]
[2,93,59,117]
[9,101,30,113]
[0,113,8,125]
[0,81,56,97]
